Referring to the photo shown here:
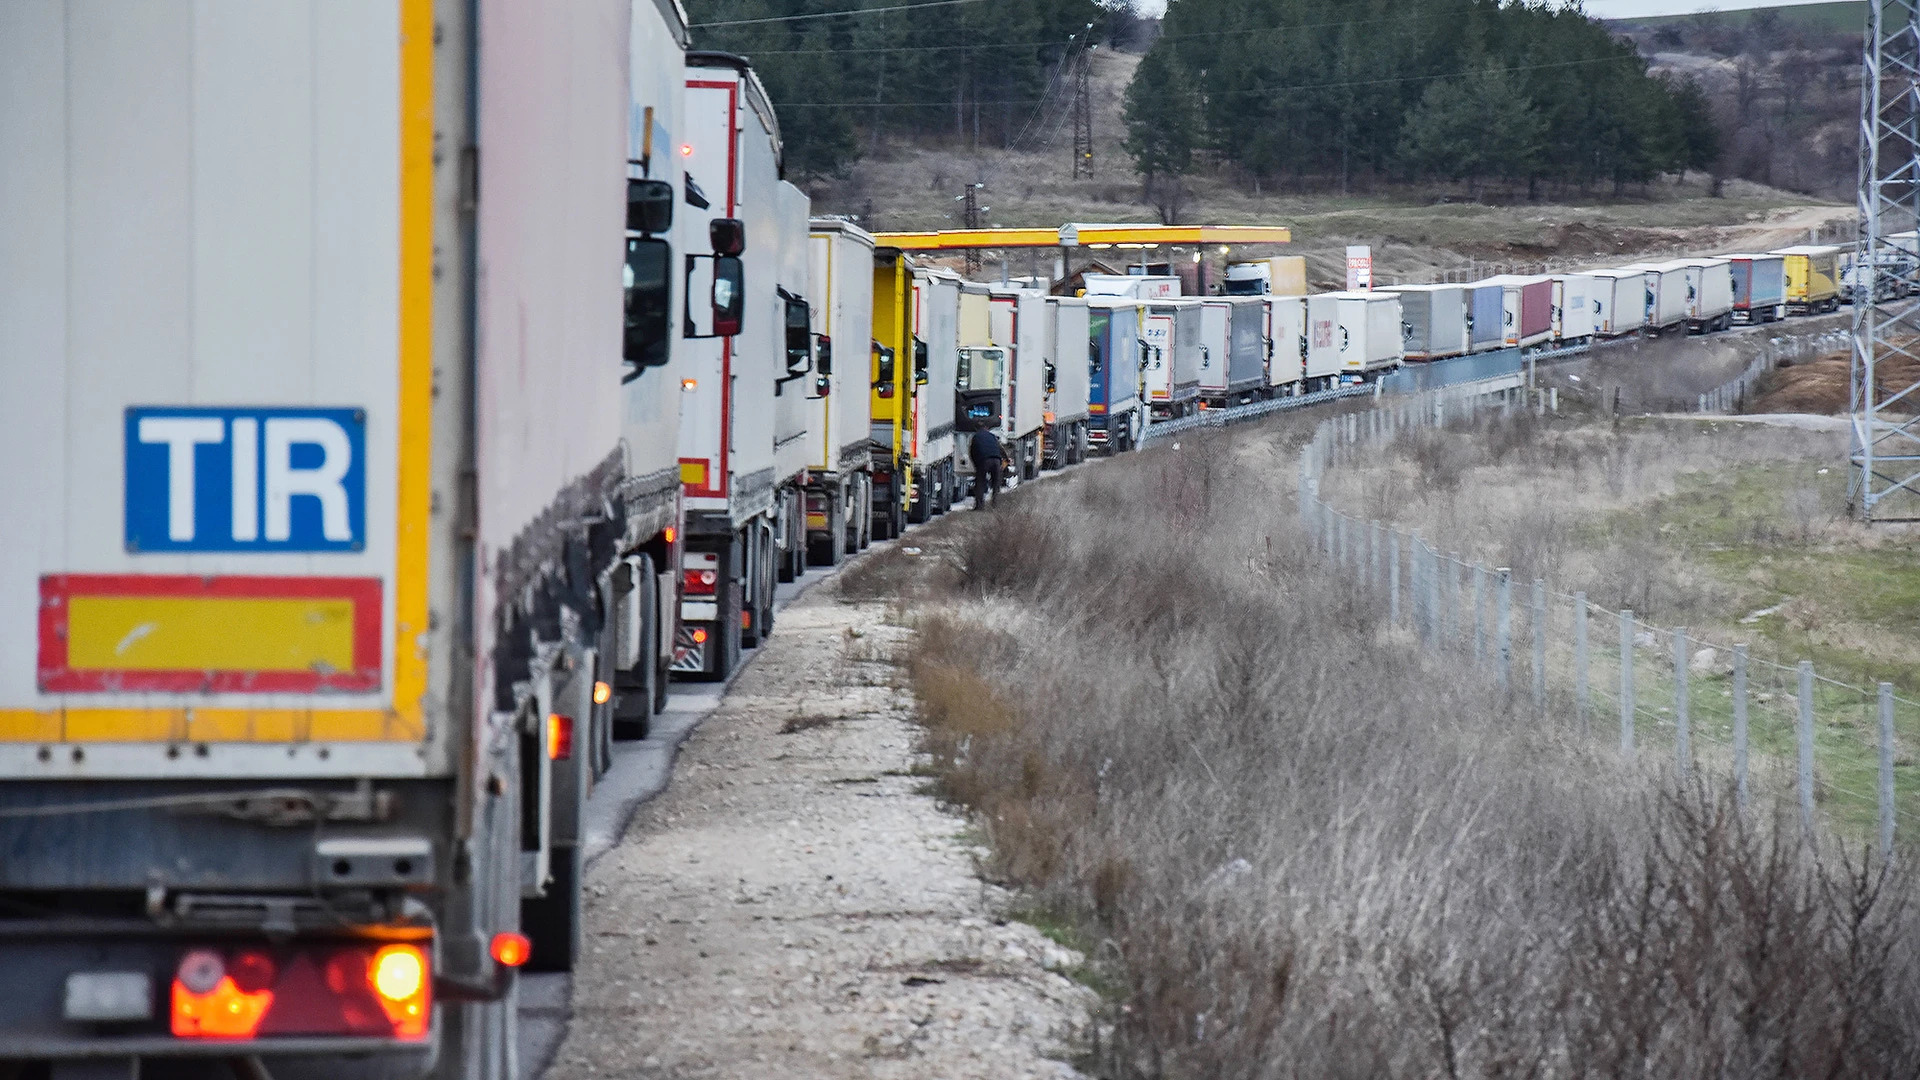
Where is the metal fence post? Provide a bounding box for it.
[1449,554,1462,644]
[1389,529,1401,626]
[1370,521,1381,593]
[1620,609,1635,756]
[1473,565,1486,664]
[1430,547,1444,649]
[1497,569,1513,691]
[1880,683,1896,863]
[1733,645,1749,809]
[1674,627,1690,775]
[1532,579,1547,713]
[1574,592,1589,736]
[1798,661,1815,833]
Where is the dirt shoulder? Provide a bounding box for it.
[542,586,1095,1079]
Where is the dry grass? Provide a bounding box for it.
[881,424,1920,1078]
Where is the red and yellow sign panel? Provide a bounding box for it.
[39,575,382,694]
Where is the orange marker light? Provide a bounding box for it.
[691,627,709,644]
[490,931,532,968]
[171,951,272,1039]
[546,714,574,761]
[682,378,698,392]
[664,526,676,545]
[593,680,612,705]
[368,945,430,1038]
[680,143,693,157]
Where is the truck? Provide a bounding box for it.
[1087,299,1147,453]
[677,53,809,680]
[806,218,878,560]
[869,249,914,539]
[1143,300,1204,419]
[771,183,819,584]
[1772,245,1843,315]
[1671,258,1735,333]
[1380,285,1470,361]
[1465,282,1507,353]
[987,288,1050,480]
[904,264,963,521]
[1223,256,1307,297]
[1042,296,1093,469]
[1588,268,1649,337]
[1193,298,1269,406]
[1333,292,1405,379]
[1480,275,1553,349]
[1728,254,1788,324]
[955,283,1007,491]
[1266,295,1309,391]
[1083,274,1182,300]
[0,0,734,1075]
[1839,250,1916,305]
[1549,274,1597,344]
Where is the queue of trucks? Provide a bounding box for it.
[0,4,1874,1076]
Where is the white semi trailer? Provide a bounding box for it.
[676,53,807,680]
[0,0,728,1074]
[806,219,878,562]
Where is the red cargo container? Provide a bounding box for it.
[1482,275,1553,348]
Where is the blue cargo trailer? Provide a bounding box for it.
[1087,299,1146,452]
[1729,254,1787,324]
[1466,283,1506,353]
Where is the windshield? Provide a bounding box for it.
[956,347,1005,391]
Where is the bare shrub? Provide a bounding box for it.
[896,419,1920,1080]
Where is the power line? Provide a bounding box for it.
[771,51,1650,108]
[710,2,1489,55]
[690,0,996,29]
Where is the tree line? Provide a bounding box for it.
[684,0,1110,179]
[1124,0,1720,202]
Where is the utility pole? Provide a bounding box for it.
[961,183,984,277]
[1850,0,1920,521]
[1071,43,1096,179]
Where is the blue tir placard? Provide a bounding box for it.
[125,407,366,553]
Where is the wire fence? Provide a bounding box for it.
[1694,329,1850,414]
[1299,379,1912,858]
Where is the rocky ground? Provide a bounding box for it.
[541,587,1097,1079]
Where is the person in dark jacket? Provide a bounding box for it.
[969,427,1006,509]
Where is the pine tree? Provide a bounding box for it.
[1122,48,1202,221]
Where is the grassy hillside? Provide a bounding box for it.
[1617,1,1864,33]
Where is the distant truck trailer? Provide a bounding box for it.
[1728,254,1788,324]
[1772,245,1843,315]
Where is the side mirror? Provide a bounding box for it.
[1089,341,1103,375]
[956,350,971,387]
[683,254,744,338]
[1200,345,1211,369]
[1044,362,1058,395]
[623,237,672,375]
[1137,340,1151,371]
[816,334,833,375]
[913,340,929,385]
[784,300,812,374]
[709,218,745,256]
[873,343,896,398]
[627,179,674,234]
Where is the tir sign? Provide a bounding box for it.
[125,407,366,553]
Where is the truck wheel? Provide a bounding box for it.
[844,484,861,555]
[613,558,656,741]
[522,844,583,973]
[812,490,844,567]
[909,469,931,524]
[857,478,873,550]
[1075,423,1089,463]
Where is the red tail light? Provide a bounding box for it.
[171,943,431,1041]
[490,932,532,968]
[546,714,573,761]
[682,568,718,596]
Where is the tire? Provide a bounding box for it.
[613,556,655,742]
[909,466,931,524]
[858,478,873,550]
[740,527,765,650]
[522,843,583,973]
[776,497,798,584]
[811,489,844,567]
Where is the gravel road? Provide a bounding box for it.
[527,577,1097,1078]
